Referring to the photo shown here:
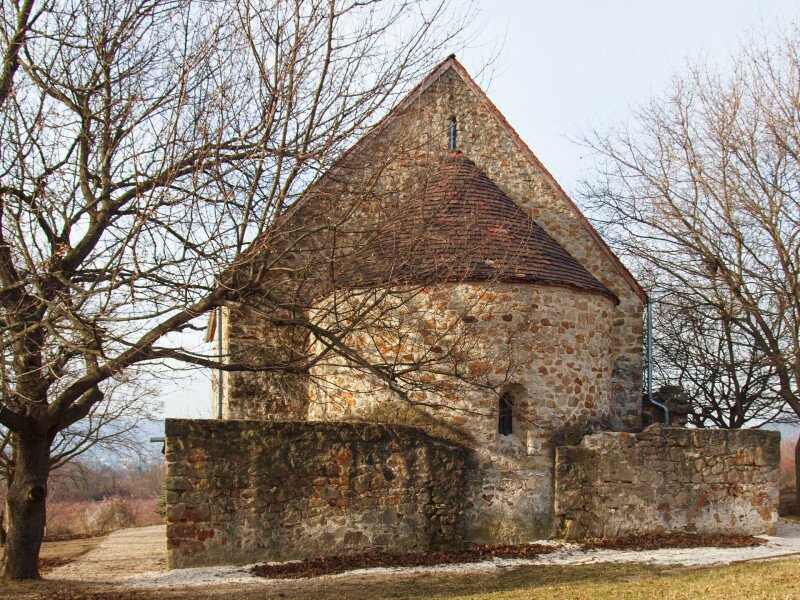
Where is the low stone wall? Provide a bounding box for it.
[165,419,466,568]
[554,425,780,539]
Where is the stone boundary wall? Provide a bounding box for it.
[165,419,466,568]
[554,425,780,539]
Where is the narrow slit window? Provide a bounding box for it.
[499,393,513,436]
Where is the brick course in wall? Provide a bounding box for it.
[554,425,781,539]
[165,419,466,568]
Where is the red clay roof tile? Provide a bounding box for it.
[342,152,618,303]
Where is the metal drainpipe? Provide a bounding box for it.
[217,306,224,420]
[646,298,670,425]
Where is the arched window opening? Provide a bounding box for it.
[499,393,513,436]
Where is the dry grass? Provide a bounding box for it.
[780,436,797,491]
[778,435,797,518]
[2,556,799,599]
[149,558,800,599]
[38,536,106,573]
[46,497,161,537]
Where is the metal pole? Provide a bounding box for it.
[217,306,224,420]
[646,298,670,425]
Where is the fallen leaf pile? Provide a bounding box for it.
[252,532,768,579]
[581,532,766,551]
[251,543,556,579]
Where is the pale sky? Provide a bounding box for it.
[160,0,800,420]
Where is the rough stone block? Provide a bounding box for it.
[165,419,467,568]
[554,427,780,539]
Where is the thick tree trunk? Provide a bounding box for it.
[2,430,50,580]
[795,435,800,517]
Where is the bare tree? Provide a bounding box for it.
[652,296,792,428]
[0,376,159,486]
[0,0,472,579]
[582,25,800,505]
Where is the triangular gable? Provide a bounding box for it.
[447,59,646,304]
[263,55,646,305]
[304,54,647,303]
[396,56,646,304]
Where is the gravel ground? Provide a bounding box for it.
[46,520,800,591]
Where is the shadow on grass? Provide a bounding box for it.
[0,562,679,600]
[170,562,679,600]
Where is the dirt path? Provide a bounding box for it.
[1,534,105,575]
[47,524,166,582]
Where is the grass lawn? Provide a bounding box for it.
[277,558,800,600]
[436,558,800,600]
[3,557,800,599]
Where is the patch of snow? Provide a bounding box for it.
[123,564,265,589]
[121,520,800,589]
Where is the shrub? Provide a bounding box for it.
[86,496,139,533]
[780,436,797,490]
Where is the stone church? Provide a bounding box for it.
[164,57,780,568]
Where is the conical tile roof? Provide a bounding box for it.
[342,152,617,302]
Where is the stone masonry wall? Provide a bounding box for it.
[224,63,645,431]
[165,419,466,568]
[318,65,647,430]
[219,306,311,420]
[309,283,618,542]
[554,425,780,539]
